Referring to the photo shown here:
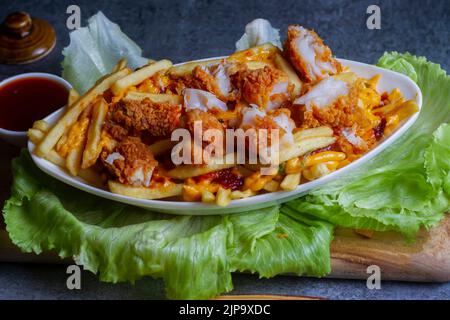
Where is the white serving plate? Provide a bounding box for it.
[28,58,422,215]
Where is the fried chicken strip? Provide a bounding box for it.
[110,98,182,137]
[284,25,342,83]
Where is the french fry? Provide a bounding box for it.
[310,163,330,179]
[280,173,301,191]
[57,111,90,159]
[294,126,333,141]
[374,101,402,115]
[167,162,236,180]
[55,133,69,155]
[182,184,201,201]
[36,68,131,157]
[111,59,172,95]
[395,100,419,121]
[32,120,50,132]
[273,52,302,97]
[67,88,80,107]
[166,153,236,179]
[55,117,90,158]
[245,61,272,70]
[81,99,108,169]
[147,139,176,156]
[263,180,280,192]
[66,107,92,175]
[27,128,45,144]
[125,91,182,105]
[216,187,231,207]
[280,136,336,163]
[168,58,222,77]
[332,72,358,85]
[201,190,215,203]
[243,172,275,192]
[230,189,254,200]
[66,144,85,176]
[45,150,66,167]
[169,44,277,77]
[108,180,182,200]
[228,43,278,62]
[112,58,127,72]
[302,168,315,181]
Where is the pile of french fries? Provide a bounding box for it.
[29,59,184,199]
[29,44,348,206]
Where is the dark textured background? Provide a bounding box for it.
[0,0,448,79]
[0,0,449,300]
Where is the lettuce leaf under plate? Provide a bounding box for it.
[3,151,332,299]
[287,53,450,239]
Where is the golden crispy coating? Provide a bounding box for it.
[168,62,243,101]
[105,122,130,141]
[237,66,288,108]
[284,25,342,83]
[300,81,378,153]
[185,109,224,139]
[192,65,232,101]
[301,80,363,127]
[110,98,182,137]
[102,136,158,186]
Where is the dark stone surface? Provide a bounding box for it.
[0,0,448,81]
[1,263,449,300]
[0,0,449,299]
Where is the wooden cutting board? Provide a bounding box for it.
[1,140,449,282]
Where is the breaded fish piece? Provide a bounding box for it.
[110,98,182,137]
[294,76,377,153]
[185,109,224,140]
[192,63,234,101]
[102,136,158,187]
[285,25,342,83]
[238,66,290,110]
[240,106,296,150]
[170,62,241,101]
[294,76,355,128]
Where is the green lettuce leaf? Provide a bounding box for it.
[229,206,333,277]
[235,18,282,51]
[62,12,148,94]
[3,151,332,299]
[377,55,418,83]
[287,53,450,239]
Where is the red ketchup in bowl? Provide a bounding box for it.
[0,76,69,131]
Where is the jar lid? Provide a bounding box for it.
[0,12,56,64]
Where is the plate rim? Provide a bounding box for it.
[28,57,422,214]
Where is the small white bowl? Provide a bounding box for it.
[0,73,72,147]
